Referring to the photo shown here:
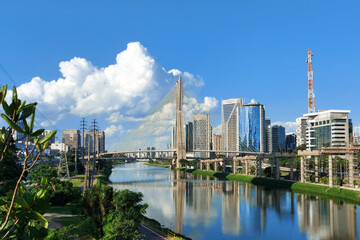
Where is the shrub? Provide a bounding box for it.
[320,176,328,184]
[309,173,315,183]
[335,177,343,186]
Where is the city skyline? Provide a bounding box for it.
[1,1,360,149]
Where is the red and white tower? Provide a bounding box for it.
[306,49,315,113]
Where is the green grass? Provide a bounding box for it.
[56,216,83,226]
[47,203,77,215]
[145,163,170,168]
[176,168,360,205]
[71,176,85,187]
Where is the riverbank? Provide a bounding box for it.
[144,162,170,168]
[176,168,360,205]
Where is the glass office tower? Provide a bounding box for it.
[239,103,266,152]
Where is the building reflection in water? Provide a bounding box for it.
[297,195,356,240]
[172,170,357,239]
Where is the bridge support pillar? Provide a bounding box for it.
[214,161,218,172]
[315,156,319,183]
[276,158,280,180]
[300,156,305,183]
[346,154,354,188]
[290,157,294,180]
[257,157,262,177]
[233,161,237,174]
[223,160,226,173]
[200,162,203,170]
[245,160,249,175]
[206,162,210,171]
[329,155,333,187]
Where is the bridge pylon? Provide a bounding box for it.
[174,76,186,167]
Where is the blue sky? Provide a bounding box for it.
[1,1,359,149]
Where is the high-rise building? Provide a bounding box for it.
[222,99,266,153]
[265,118,271,152]
[62,130,81,151]
[296,117,307,147]
[84,130,106,154]
[193,114,212,158]
[285,133,297,151]
[239,103,266,152]
[267,125,285,153]
[185,122,193,152]
[213,134,223,155]
[222,98,243,155]
[297,110,351,150]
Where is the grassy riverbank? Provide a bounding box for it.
[177,168,360,205]
[144,162,170,168]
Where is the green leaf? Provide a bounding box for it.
[16,100,26,115]
[23,119,30,134]
[12,86,17,104]
[1,84,7,102]
[38,130,56,145]
[2,101,12,116]
[32,199,50,214]
[22,190,34,207]
[15,194,30,208]
[30,129,44,138]
[42,140,49,150]
[30,211,48,228]
[1,114,24,133]
[19,104,36,120]
[29,113,35,132]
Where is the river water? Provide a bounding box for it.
[109,162,360,240]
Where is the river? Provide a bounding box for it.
[109,162,360,240]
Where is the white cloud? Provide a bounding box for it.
[104,124,124,137]
[168,69,204,87]
[272,121,296,133]
[200,97,218,113]
[15,42,204,127]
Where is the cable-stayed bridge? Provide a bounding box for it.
[105,76,259,167]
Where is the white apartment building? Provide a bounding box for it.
[297,110,351,150]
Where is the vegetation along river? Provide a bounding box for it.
[109,162,360,240]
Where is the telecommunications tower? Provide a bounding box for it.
[306,49,315,113]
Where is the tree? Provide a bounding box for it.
[0,84,56,238]
[102,190,147,240]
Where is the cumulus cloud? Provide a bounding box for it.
[15,42,205,127]
[168,69,204,87]
[104,124,124,137]
[272,121,296,133]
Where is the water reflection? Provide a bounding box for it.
[110,163,358,240]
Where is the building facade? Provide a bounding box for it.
[62,130,81,151]
[296,117,307,147]
[212,134,223,155]
[185,122,193,152]
[222,99,266,154]
[193,114,212,158]
[239,103,266,152]
[285,133,297,151]
[267,125,285,153]
[222,98,243,155]
[84,130,106,154]
[297,110,351,150]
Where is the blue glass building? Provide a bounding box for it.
[239,103,265,152]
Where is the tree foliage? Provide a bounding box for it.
[0,84,56,238]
